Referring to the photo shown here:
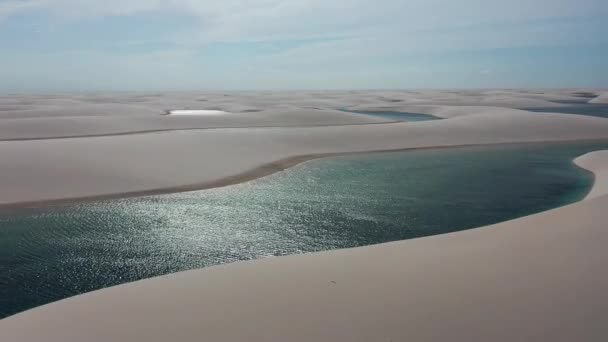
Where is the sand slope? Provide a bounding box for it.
[576,150,608,199]
[590,92,608,104]
[1,150,607,342]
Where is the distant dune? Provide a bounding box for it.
[575,150,608,199]
[590,91,608,104]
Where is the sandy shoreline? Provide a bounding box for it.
[575,150,608,199]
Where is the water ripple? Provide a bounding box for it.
[1,142,607,317]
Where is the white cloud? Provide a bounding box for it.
[1,0,605,43]
[0,0,46,20]
[0,0,605,90]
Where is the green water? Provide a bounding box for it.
[0,142,606,318]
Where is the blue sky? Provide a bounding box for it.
[0,0,606,91]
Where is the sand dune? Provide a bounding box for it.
[590,92,608,104]
[0,108,390,141]
[0,89,603,140]
[0,91,608,205]
[0,100,607,206]
[0,89,593,119]
[575,150,608,199]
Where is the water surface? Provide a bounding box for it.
[1,142,606,318]
[342,110,439,122]
[522,102,608,119]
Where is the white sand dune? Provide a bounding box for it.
[590,91,608,104]
[1,111,608,206]
[0,108,389,141]
[0,89,591,119]
[3,89,601,141]
[0,97,607,206]
[1,89,608,341]
[575,150,608,199]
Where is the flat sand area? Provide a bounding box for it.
[1,89,607,341]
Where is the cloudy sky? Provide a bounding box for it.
[0,0,606,91]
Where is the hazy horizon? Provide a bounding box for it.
[1,0,607,92]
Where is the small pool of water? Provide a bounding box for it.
[522,103,608,119]
[166,109,229,116]
[0,141,606,317]
[342,110,440,122]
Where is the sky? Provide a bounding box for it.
[0,0,606,91]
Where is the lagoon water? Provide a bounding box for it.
[342,110,439,121]
[523,102,608,119]
[1,142,606,318]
